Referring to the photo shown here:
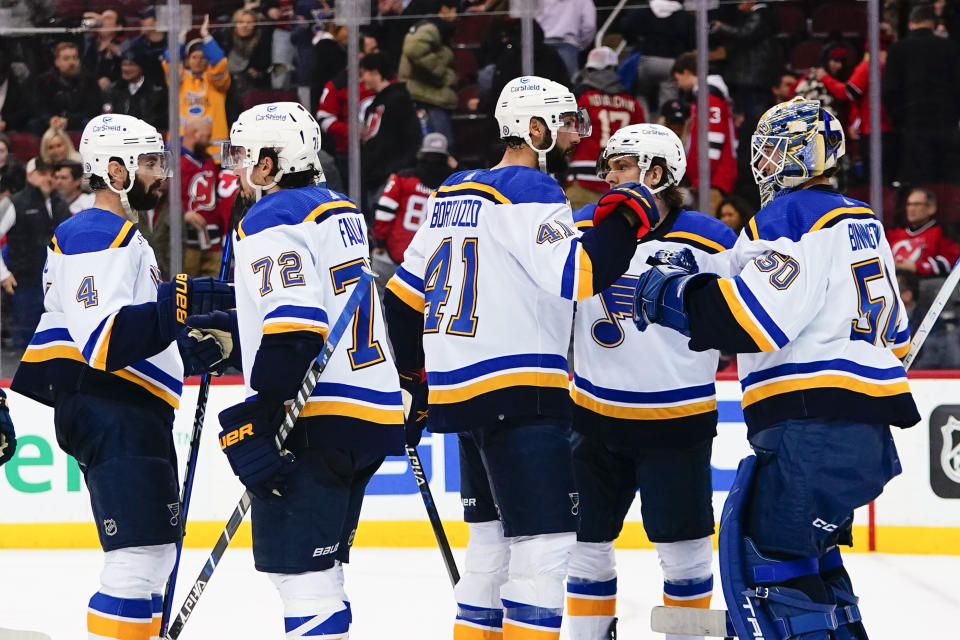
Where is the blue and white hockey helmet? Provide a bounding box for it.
[596,123,686,193]
[79,114,169,187]
[751,96,845,206]
[223,102,325,189]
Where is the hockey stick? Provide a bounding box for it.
[651,258,960,638]
[165,269,374,640]
[0,629,53,639]
[405,443,460,587]
[160,233,236,636]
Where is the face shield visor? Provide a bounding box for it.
[557,107,592,137]
[220,142,253,172]
[135,150,172,181]
[751,134,788,186]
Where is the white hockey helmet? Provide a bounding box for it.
[596,123,686,194]
[79,114,169,220]
[494,75,591,172]
[222,101,325,194]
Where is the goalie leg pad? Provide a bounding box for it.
[720,456,838,640]
[454,521,509,639]
[270,569,350,639]
[500,532,575,639]
[820,548,868,640]
[566,542,617,639]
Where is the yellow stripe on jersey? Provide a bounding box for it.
[87,611,153,639]
[746,216,759,241]
[304,199,358,223]
[108,221,134,249]
[742,374,911,407]
[300,400,404,424]
[576,245,594,300]
[892,343,910,359]
[20,344,85,363]
[809,206,873,232]
[262,321,329,337]
[112,369,180,409]
[716,279,776,352]
[566,596,617,617]
[663,231,727,253]
[501,621,560,639]
[386,277,426,312]
[430,371,571,404]
[50,235,62,254]
[574,219,594,229]
[454,622,503,639]
[90,315,116,371]
[570,389,716,420]
[438,182,512,204]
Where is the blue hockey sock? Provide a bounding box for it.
[283,606,351,639]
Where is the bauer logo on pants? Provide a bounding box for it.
[930,406,960,498]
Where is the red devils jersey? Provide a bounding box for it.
[887,220,960,276]
[567,90,646,193]
[374,173,432,263]
[316,76,375,153]
[180,150,223,250]
[687,82,738,195]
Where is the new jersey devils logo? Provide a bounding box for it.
[188,171,216,211]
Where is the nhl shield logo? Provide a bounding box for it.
[103,519,118,536]
[940,417,960,484]
[929,406,960,498]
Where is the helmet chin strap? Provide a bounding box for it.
[246,164,284,202]
[106,172,138,223]
[525,129,557,174]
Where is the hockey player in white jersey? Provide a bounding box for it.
[565,124,736,640]
[383,76,659,640]
[10,113,236,640]
[214,102,404,639]
[632,97,920,640]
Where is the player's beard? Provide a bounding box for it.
[544,143,573,174]
[127,176,163,210]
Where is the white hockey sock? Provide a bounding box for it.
[500,532,575,640]
[566,541,617,640]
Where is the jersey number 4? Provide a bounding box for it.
[76,276,99,308]
[424,237,479,336]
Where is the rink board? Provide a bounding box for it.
[1,379,959,554]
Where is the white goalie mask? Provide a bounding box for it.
[494,76,592,173]
[596,124,686,193]
[222,102,325,199]
[79,114,170,221]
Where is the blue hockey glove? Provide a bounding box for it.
[593,182,660,237]
[177,329,227,377]
[187,310,242,372]
[0,390,16,466]
[633,266,707,336]
[157,275,235,344]
[218,400,295,500]
[647,247,700,273]
[399,368,429,448]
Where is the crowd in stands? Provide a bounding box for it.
[0,0,960,368]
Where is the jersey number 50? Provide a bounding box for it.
[424,237,479,336]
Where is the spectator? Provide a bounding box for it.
[166,15,231,162]
[81,9,125,91]
[39,127,80,165]
[791,46,853,124]
[137,192,171,278]
[260,0,297,89]
[819,28,896,184]
[657,97,689,139]
[896,269,960,368]
[373,132,455,284]
[0,133,25,197]
[710,2,782,121]
[566,46,647,210]
[359,52,423,217]
[934,0,960,40]
[375,0,434,62]
[0,45,29,133]
[219,8,274,123]
[887,187,960,277]
[290,0,329,107]
[53,160,94,215]
[399,0,460,142]
[617,0,694,115]
[883,2,960,184]
[715,193,755,235]
[316,33,379,190]
[770,69,797,104]
[121,7,167,84]
[28,42,102,135]
[103,48,168,131]
[536,0,597,79]
[180,117,226,277]
[297,21,348,121]
[672,51,738,214]
[0,157,71,348]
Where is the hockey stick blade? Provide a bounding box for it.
[650,606,734,637]
[165,269,375,640]
[0,630,53,640]
[406,443,460,587]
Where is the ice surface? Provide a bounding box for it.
[1,548,957,638]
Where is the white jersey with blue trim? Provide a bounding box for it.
[233,186,403,449]
[17,208,183,408]
[571,207,736,446]
[711,187,918,430]
[386,165,595,432]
